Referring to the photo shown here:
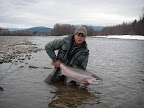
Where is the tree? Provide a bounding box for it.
[51,23,75,36]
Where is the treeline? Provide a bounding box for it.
[51,24,95,36]
[0,28,50,36]
[50,15,144,36]
[51,24,76,36]
[96,15,144,36]
[0,28,32,36]
[51,13,144,36]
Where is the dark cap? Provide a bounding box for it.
[74,26,87,36]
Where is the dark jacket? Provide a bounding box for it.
[45,35,89,69]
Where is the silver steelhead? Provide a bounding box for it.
[60,63,102,86]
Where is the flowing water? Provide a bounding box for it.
[0,36,144,108]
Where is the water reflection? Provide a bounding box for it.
[48,83,101,108]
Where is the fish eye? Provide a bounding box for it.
[93,80,96,83]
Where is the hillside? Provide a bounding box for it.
[90,25,104,31]
[24,26,52,33]
[74,25,104,31]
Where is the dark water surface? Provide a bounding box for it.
[0,36,144,108]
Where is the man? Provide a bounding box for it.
[45,26,89,83]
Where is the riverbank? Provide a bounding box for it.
[0,36,43,64]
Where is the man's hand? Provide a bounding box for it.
[54,60,60,68]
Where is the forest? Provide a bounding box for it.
[0,28,50,36]
[51,14,144,36]
[98,16,144,36]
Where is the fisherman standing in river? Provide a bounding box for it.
[45,26,89,84]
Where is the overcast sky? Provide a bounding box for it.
[0,0,144,28]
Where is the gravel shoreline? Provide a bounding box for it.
[0,36,43,64]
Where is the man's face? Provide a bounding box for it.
[74,33,86,45]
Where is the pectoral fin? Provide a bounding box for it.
[66,78,72,83]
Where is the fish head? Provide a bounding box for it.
[82,77,103,86]
[86,77,102,85]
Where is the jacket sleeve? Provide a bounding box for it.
[45,39,64,62]
[80,55,89,69]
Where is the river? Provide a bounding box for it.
[0,36,144,108]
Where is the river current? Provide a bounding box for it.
[0,36,144,108]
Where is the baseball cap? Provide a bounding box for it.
[74,26,87,36]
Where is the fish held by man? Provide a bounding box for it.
[44,26,102,86]
[60,63,102,86]
[44,63,102,86]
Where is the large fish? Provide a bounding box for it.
[44,63,102,86]
[60,63,102,86]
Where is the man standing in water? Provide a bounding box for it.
[45,26,89,83]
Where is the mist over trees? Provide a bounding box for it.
[97,17,144,36]
[50,11,144,36]
[95,11,144,36]
[0,10,144,36]
[51,10,144,36]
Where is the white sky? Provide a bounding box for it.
[0,0,144,28]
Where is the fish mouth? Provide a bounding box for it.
[91,80,103,85]
[83,80,103,86]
